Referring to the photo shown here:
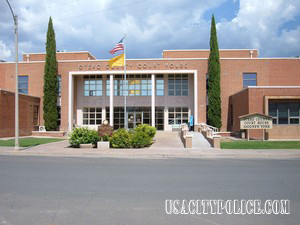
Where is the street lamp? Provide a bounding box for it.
[5,0,19,150]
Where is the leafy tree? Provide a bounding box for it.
[43,17,58,131]
[207,14,222,129]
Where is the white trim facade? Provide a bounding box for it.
[68,70,198,132]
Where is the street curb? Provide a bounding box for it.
[0,151,300,159]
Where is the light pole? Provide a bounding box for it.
[6,0,19,150]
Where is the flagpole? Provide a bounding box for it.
[124,34,127,130]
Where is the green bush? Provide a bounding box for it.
[69,127,99,148]
[110,129,131,148]
[110,125,157,149]
[130,131,151,148]
[134,124,156,139]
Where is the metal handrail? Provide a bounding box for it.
[169,118,180,126]
[199,123,219,134]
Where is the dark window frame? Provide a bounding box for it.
[243,73,257,89]
[18,75,28,94]
[269,102,300,125]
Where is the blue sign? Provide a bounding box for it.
[190,115,194,126]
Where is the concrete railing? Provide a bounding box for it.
[198,123,221,148]
[179,123,193,148]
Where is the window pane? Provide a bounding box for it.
[244,73,256,79]
[269,103,277,117]
[243,73,257,88]
[290,118,299,124]
[182,90,188,96]
[243,80,256,87]
[157,90,164,96]
[289,103,299,117]
[278,103,288,124]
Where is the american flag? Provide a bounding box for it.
[109,37,124,54]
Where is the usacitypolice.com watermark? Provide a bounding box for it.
[165,199,290,215]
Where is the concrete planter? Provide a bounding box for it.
[97,141,110,150]
[79,143,94,148]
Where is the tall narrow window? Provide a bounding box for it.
[84,75,102,96]
[18,75,28,94]
[156,79,164,96]
[57,106,61,126]
[57,75,61,97]
[243,73,257,88]
[33,105,39,126]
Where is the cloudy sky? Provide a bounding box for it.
[0,0,299,61]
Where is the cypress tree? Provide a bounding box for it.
[207,14,222,129]
[43,17,58,131]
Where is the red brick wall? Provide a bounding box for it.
[0,90,40,137]
[163,50,258,59]
[231,88,300,139]
[1,50,299,134]
[22,52,96,61]
[229,89,249,132]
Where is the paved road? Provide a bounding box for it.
[0,156,299,225]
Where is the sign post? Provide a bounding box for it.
[239,113,273,141]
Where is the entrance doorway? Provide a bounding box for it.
[107,106,164,130]
[128,111,143,129]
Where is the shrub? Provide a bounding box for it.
[134,124,156,139]
[130,131,151,148]
[110,129,131,148]
[98,124,114,141]
[69,127,99,148]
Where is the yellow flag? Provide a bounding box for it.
[109,53,124,68]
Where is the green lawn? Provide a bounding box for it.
[221,141,300,149]
[0,138,64,147]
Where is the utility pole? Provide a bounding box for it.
[6,0,19,150]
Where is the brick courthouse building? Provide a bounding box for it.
[0,49,299,139]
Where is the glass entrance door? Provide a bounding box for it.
[128,112,134,129]
[127,112,143,129]
[136,112,142,127]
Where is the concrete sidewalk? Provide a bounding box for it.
[0,139,300,159]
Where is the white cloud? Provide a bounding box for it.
[0,40,12,60]
[0,0,299,61]
[217,0,300,56]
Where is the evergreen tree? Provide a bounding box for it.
[207,14,222,129]
[43,17,58,131]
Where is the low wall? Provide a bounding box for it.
[32,131,66,137]
[179,124,192,148]
[267,125,300,139]
[198,124,221,148]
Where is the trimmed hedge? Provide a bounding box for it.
[110,128,131,148]
[130,131,152,148]
[134,124,156,139]
[110,125,156,148]
[69,127,99,148]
